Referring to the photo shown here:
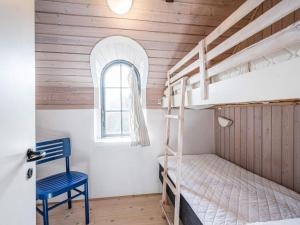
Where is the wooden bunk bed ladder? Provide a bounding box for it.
[161,74,187,225]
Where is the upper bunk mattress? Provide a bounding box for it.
[158,154,300,225]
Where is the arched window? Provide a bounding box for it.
[101,60,141,138]
[90,36,148,141]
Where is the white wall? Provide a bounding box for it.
[36,109,214,199]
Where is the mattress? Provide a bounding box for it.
[159,164,202,225]
[158,154,300,225]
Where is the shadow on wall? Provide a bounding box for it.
[36,127,69,142]
[168,109,215,154]
[36,126,90,185]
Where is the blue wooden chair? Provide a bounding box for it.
[35,138,89,225]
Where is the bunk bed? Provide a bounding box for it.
[160,1,300,225]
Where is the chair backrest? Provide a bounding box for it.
[36,138,71,172]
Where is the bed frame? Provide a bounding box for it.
[160,1,300,225]
[162,0,300,109]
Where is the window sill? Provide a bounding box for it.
[95,137,131,143]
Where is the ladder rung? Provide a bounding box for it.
[165,114,179,119]
[160,201,174,225]
[166,145,177,156]
[161,172,177,194]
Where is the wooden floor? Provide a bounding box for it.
[37,194,168,225]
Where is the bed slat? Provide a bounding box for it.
[169,59,199,84]
[168,44,200,76]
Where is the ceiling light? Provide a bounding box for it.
[107,0,133,15]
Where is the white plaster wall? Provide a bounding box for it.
[36,109,214,199]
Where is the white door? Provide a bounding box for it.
[0,1,36,225]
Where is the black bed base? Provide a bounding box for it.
[159,165,202,225]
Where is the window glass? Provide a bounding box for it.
[101,61,140,138]
[104,64,120,87]
[121,65,130,87]
[105,112,121,135]
[122,112,130,134]
[104,88,121,110]
[121,88,130,110]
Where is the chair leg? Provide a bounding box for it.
[42,199,49,225]
[67,191,72,209]
[84,182,90,225]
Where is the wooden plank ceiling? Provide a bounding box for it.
[35,0,245,109]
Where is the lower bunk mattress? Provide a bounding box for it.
[158,154,300,225]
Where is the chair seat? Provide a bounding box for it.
[37,171,88,200]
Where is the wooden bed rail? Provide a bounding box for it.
[206,0,300,62]
[168,44,200,76]
[166,0,300,101]
[205,0,264,46]
[208,22,300,78]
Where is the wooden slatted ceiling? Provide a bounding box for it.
[215,103,300,193]
[35,0,245,109]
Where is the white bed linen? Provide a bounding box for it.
[158,154,300,225]
[247,218,300,225]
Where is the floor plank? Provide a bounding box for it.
[37,194,168,225]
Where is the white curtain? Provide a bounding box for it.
[128,67,150,146]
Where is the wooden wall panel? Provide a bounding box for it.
[35,0,245,109]
[254,106,262,175]
[215,104,300,193]
[271,106,282,184]
[246,107,254,171]
[220,109,225,158]
[224,108,230,160]
[234,107,241,165]
[36,86,94,109]
[229,108,235,162]
[294,106,300,193]
[282,105,294,189]
[262,105,272,180]
[215,109,221,156]
[240,107,247,168]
